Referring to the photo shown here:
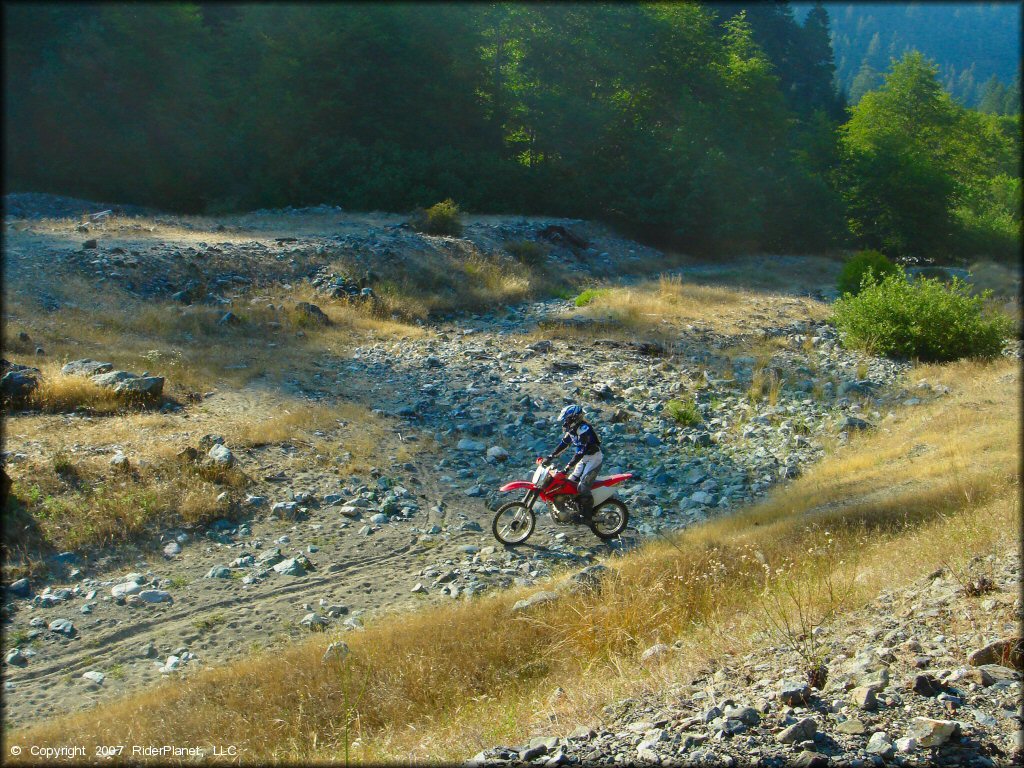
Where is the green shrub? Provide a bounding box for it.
[837,250,902,296]
[832,273,1013,362]
[411,199,463,236]
[574,288,608,307]
[664,396,702,426]
[505,239,548,267]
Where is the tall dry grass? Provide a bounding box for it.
[539,275,828,345]
[8,357,1018,764]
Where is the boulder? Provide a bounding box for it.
[457,438,486,452]
[82,671,105,685]
[293,302,331,325]
[1,364,40,399]
[114,376,164,398]
[205,565,231,579]
[273,557,307,576]
[7,578,31,598]
[91,370,139,388]
[61,359,114,377]
[968,636,1023,670]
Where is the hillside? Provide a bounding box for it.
[2,196,1021,763]
[793,2,1022,110]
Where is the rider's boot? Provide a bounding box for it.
[577,489,594,524]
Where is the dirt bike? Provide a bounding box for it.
[492,457,633,545]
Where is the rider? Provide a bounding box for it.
[546,404,603,522]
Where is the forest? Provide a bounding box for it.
[794,2,1021,112]
[4,2,1020,261]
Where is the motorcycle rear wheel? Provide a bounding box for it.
[492,501,536,545]
[590,498,629,540]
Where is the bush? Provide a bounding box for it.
[664,396,702,426]
[832,273,1013,362]
[837,250,902,296]
[410,199,463,236]
[505,240,548,267]
[574,288,609,307]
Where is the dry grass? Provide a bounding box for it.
[9,357,1018,764]
[13,363,129,414]
[3,451,242,567]
[538,275,828,346]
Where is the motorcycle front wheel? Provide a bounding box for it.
[590,498,629,540]
[492,501,536,545]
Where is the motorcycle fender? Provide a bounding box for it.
[592,485,615,505]
[500,481,535,493]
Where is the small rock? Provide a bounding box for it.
[111,581,142,598]
[895,736,918,753]
[640,643,671,665]
[271,501,300,519]
[82,671,105,685]
[138,590,172,604]
[851,685,878,711]
[486,446,509,462]
[457,438,486,452]
[512,591,559,613]
[207,443,234,467]
[322,641,350,663]
[777,717,816,744]
[779,680,811,706]
[792,750,829,768]
[7,578,31,598]
[163,541,182,557]
[205,566,232,579]
[866,731,894,757]
[299,612,328,630]
[48,618,75,636]
[905,717,961,747]
[836,718,866,735]
[911,673,945,697]
[6,648,28,667]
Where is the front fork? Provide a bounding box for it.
[522,490,537,509]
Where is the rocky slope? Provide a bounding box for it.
[471,551,1023,766]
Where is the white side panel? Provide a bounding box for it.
[592,485,614,505]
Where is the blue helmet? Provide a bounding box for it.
[557,404,584,430]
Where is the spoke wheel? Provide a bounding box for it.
[492,501,536,545]
[590,498,629,540]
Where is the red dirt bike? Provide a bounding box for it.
[492,458,632,544]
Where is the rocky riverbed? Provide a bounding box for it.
[0,194,1010,734]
